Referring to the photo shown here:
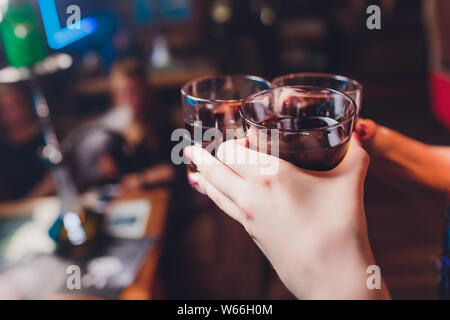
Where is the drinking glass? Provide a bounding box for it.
[272,73,363,114]
[240,86,357,171]
[181,75,272,185]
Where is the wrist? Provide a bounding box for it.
[287,221,387,299]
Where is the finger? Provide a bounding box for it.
[189,172,247,226]
[234,138,246,147]
[184,146,246,203]
[216,139,284,179]
[334,137,370,177]
[352,132,362,147]
[355,119,378,142]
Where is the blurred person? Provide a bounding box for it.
[108,58,175,190]
[64,58,175,191]
[0,83,54,201]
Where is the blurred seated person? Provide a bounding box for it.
[0,83,54,201]
[64,58,175,191]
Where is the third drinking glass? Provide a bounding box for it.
[272,73,363,114]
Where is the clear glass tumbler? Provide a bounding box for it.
[240,86,357,171]
[272,73,363,114]
[181,75,272,185]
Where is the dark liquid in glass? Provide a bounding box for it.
[185,102,243,175]
[248,116,350,171]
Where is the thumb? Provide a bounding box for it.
[338,138,371,179]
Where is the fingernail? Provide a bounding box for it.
[184,147,192,160]
[188,173,200,190]
[357,123,368,138]
[353,132,362,146]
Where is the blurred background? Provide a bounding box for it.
[0,0,449,300]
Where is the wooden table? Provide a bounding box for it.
[118,188,171,300]
[0,187,171,300]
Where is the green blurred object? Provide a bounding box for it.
[0,0,47,68]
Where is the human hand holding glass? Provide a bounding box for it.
[184,139,390,299]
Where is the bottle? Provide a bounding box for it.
[29,82,102,258]
[48,165,103,258]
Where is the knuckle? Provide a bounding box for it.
[196,162,216,180]
[217,140,237,162]
[216,143,226,162]
[249,174,265,185]
[252,169,279,185]
[205,183,221,205]
[238,197,255,220]
[270,163,289,183]
[365,119,377,128]
[270,171,284,184]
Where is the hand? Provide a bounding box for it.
[355,118,450,193]
[184,139,390,299]
[355,118,393,157]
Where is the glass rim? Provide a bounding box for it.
[239,85,358,133]
[272,72,363,95]
[181,74,273,104]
